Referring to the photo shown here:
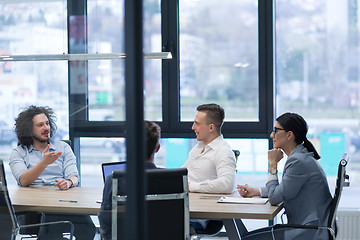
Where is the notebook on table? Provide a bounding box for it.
[101,161,127,182]
[218,196,268,204]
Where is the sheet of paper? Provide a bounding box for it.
[218,196,268,204]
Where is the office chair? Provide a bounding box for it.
[0,159,74,240]
[239,153,350,240]
[112,168,190,240]
[62,139,72,146]
[233,149,240,163]
[233,149,240,173]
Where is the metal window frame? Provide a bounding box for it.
[68,0,275,141]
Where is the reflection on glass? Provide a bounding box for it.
[179,0,259,121]
[87,0,162,121]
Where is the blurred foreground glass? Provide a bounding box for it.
[179,0,259,121]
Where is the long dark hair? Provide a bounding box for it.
[15,105,57,146]
[276,112,320,160]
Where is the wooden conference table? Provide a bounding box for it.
[9,185,283,240]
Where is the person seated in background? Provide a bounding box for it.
[237,112,332,240]
[183,103,236,193]
[98,120,161,240]
[9,105,95,240]
[182,103,236,233]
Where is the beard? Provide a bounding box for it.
[33,131,50,143]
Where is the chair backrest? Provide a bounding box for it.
[233,150,240,172]
[61,140,71,146]
[327,153,350,238]
[233,149,240,161]
[112,168,190,240]
[0,159,19,239]
[232,150,240,162]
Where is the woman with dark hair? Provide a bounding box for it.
[237,113,332,240]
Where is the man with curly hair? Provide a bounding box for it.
[9,105,95,240]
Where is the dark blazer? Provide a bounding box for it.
[261,144,332,240]
[98,162,158,239]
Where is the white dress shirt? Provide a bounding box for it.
[182,135,236,193]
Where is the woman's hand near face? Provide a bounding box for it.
[268,148,283,169]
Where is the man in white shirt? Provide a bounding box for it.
[183,103,236,234]
[183,103,236,194]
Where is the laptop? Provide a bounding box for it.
[101,161,126,182]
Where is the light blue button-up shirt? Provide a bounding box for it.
[9,140,79,186]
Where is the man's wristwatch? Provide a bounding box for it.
[269,168,278,175]
[67,178,74,188]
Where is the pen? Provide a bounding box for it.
[59,200,77,203]
[238,184,248,190]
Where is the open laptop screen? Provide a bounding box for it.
[101,162,126,182]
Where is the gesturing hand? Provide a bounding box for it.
[42,144,62,166]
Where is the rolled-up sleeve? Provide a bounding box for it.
[9,147,29,184]
[62,143,79,179]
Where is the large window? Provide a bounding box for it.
[0,1,69,185]
[80,137,269,188]
[179,0,259,122]
[275,0,360,208]
[87,0,162,121]
[2,0,359,235]
[2,0,357,207]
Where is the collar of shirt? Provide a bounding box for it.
[28,141,57,154]
[197,134,224,154]
[208,134,224,148]
[288,144,306,158]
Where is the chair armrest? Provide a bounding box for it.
[18,220,74,239]
[273,223,318,230]
[16,211,45,235]
[272,224,335,240]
